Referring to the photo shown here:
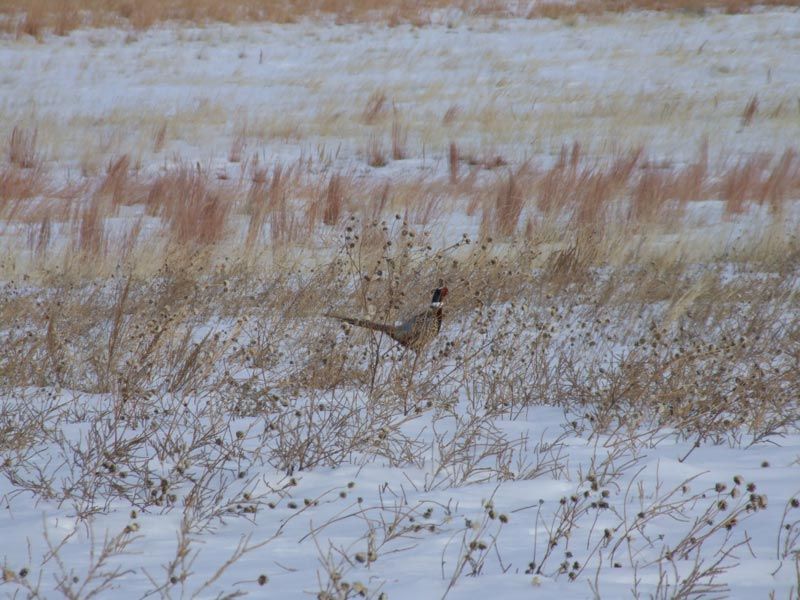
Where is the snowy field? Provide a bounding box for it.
[1,5,800,600]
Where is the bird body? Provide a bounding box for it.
[328,286,448,351]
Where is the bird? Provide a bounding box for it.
[327,285,448,352]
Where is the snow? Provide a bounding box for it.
[3,10,800,173]
[2,397,799,598]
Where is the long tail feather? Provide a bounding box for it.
[325,313,397,336]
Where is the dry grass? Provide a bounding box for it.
[8,125,38,169]
[448,141,459,185]
[391,106,408,161]
[365,134,387,168]
[4,0,800,36]
[322,171,345,226]
[1,11,799,596]
[1,139,798,274]
[527,0,800,21]
[1,147,798,598]
[741,94,759,127]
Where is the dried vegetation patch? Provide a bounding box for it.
[4,0,800,37]
[1,8,800,596]
[0,189,799,594]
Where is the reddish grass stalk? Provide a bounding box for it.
[9,126,38,169]
[100,155,130,207]
[148,167,230,245]
[268,163,295,246]
[27,214,51,261]
[370,181,391,222]
[448,142,459,184]
[244,173,268,253]
[152,121,167,153]
[229,121,247,163]
[0,164,46,202]
[760,149,798,213]
[366,135,387,168]
[54,0,80,36]
[740,95,758,127]
[17,5,43,40]
[719,154,769,215]
[494,168,526,237]
[323,172,344,226]
[674,139,708,206]
[362,90,387,125]
[630,168,670,223]
[442,104,460,126]
[76,192,107,257]
[391,106,407,161]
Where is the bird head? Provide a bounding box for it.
[430,286,448,307]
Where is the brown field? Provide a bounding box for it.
[3,0,800,38]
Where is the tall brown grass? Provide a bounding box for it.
[6,0,798,37]
[448,142,459,184]
[391,106,407,161]
[75,190,108,257]
[244,166,268,253]
[148,167,231,246]
[366,134,387,168]
[491,167,527,237]
[9,126,39,169]
[740,94,759,127]
[361,90,387,126]
[322,172,345,226]
[1,141,798,277]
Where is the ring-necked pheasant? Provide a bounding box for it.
[327,285,448,352]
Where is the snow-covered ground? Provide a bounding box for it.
[2,9,800,175]
[3,398,799,599]
[2,7,800,600]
